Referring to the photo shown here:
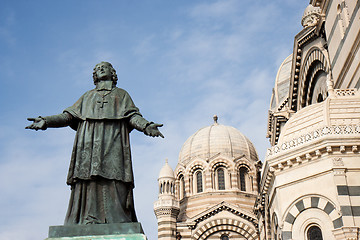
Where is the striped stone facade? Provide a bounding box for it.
[258,1,360,239]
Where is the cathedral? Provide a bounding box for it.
[154,0,360,239]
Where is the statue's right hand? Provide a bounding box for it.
[25,117,47,131]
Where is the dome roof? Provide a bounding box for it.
[270,54,292,112]
[159,159,174,179]
[178,116,258,166]
[267,91,360,156]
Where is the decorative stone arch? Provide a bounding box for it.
[299,47,330,109]
[175,169,186,199]
[185,157,207,175]
[187,162,205,194]
[281,195,343,240]
[234,160,256,192]
[210,161,230,190]
[192,218,258,240]
[175,167,185,179]
[234,160,256,175]
[209,159,230,172]
[188,162,205,175]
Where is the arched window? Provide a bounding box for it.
[272,214,278,240]
[166,182,170,193]
[217,168,225,190]
[307,225,323,240]
[310,71,327,105]
[220,234,229,240]
[317,93,323,103]
[239,167,248,191]
[195,171,203,193]
[179,175,186,199]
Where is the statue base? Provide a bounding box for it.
[45,234,146,240]
[45,222,147,240]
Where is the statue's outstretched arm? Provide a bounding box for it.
[26,112,74,131]
[129,114,164,138]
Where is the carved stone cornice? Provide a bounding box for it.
[266,143,359,176]
[154,206,180,218]
[267,124,360,157]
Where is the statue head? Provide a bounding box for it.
[93,61,118,86]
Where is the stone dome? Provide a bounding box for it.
[267,90,360,156]
[270,54,292,112]
[178,116,258,165]
[159,159,174,179]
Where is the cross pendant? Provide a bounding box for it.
[97,98,108,108]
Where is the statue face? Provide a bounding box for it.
[95,62,113,80]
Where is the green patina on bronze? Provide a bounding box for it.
[26,62,163,228]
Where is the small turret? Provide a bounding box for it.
[154,159,180,240]
[158,159,176,199]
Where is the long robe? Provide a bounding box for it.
[55,86,149,225]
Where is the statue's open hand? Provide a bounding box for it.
[25,117,47,131]
[144,123,164,138]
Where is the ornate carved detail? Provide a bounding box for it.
[327,146,333,153]
[298,29,317,47]
[186,221,196,229]
[267,143,359,175]
[302,13,320,28]
[333,226,360,240]
[352,146,358,152]
[278,98,289,111]
[154,206,180,218]
[267,124,360,156]
[340,146,346,153]
[301,5,321,27]
[333,157,344,166]
[335,88,357,96]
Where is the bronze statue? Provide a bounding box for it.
[26,62,163,225]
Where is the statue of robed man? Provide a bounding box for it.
[26,61,164,225]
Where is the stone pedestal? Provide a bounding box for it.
[45,222,147,240]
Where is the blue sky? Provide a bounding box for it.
[0,1,309,239]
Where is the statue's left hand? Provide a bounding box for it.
[144,123,164,138]
[25,117,47,131]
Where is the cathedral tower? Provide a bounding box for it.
[154,160,180,240]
